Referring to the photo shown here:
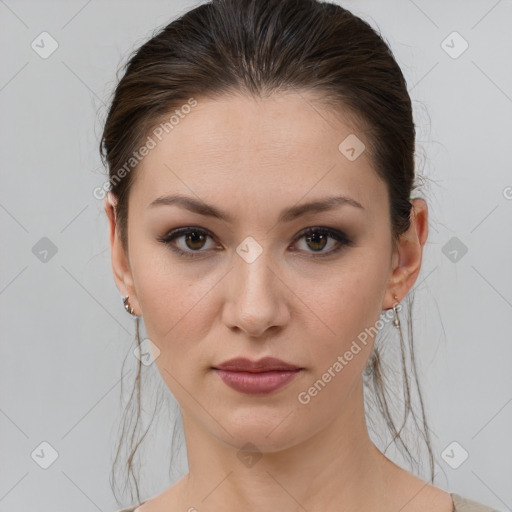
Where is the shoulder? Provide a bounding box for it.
[451,493,501,512]
[114,505,145,512]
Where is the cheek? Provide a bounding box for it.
[295,261,388,417]
[130,249,223,378]
[304,250,389,366]
[323,256,387,322]
[132,261,217,399]
[136,268,215,341]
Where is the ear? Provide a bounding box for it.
[382,198,429,309]
[104,192,140,316]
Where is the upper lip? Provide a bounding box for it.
[213,357,302,372]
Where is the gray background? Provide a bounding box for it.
[0,0,511,511]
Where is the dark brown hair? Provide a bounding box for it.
[100,0,435,505]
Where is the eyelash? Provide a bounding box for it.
[157,226,352,259]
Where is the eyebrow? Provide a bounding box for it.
[148,194,364,223]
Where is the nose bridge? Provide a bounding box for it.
[224,241,289,335]
[238,247,275,297]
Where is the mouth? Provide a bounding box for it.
[211,357,303,395]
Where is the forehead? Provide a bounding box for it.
[133,92,387,216]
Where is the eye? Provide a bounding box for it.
[157,227,218,259]
[291,227,352,258]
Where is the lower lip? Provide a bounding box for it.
[213,369,302,394]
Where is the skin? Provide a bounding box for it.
[105,92,453,512]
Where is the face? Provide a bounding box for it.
[106,92,425,453]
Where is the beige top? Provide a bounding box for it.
[115,492,501,512]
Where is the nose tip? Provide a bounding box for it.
[222,258,290,337]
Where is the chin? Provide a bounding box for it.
[214,410,306,454]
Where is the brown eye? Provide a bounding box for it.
[157,227,217,258]
[304,231,328,252]
[183,231,208,250]
[293,227,352,258]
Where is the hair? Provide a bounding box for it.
[99,0,436,505]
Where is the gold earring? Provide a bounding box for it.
[122,295,137,316]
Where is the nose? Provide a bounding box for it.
[221,251,291,338]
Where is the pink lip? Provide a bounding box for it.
[212,357,303,395]
[213,369,302,394]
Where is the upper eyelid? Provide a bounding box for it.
[162,225,347,240]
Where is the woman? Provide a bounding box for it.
[100,0,500,510]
